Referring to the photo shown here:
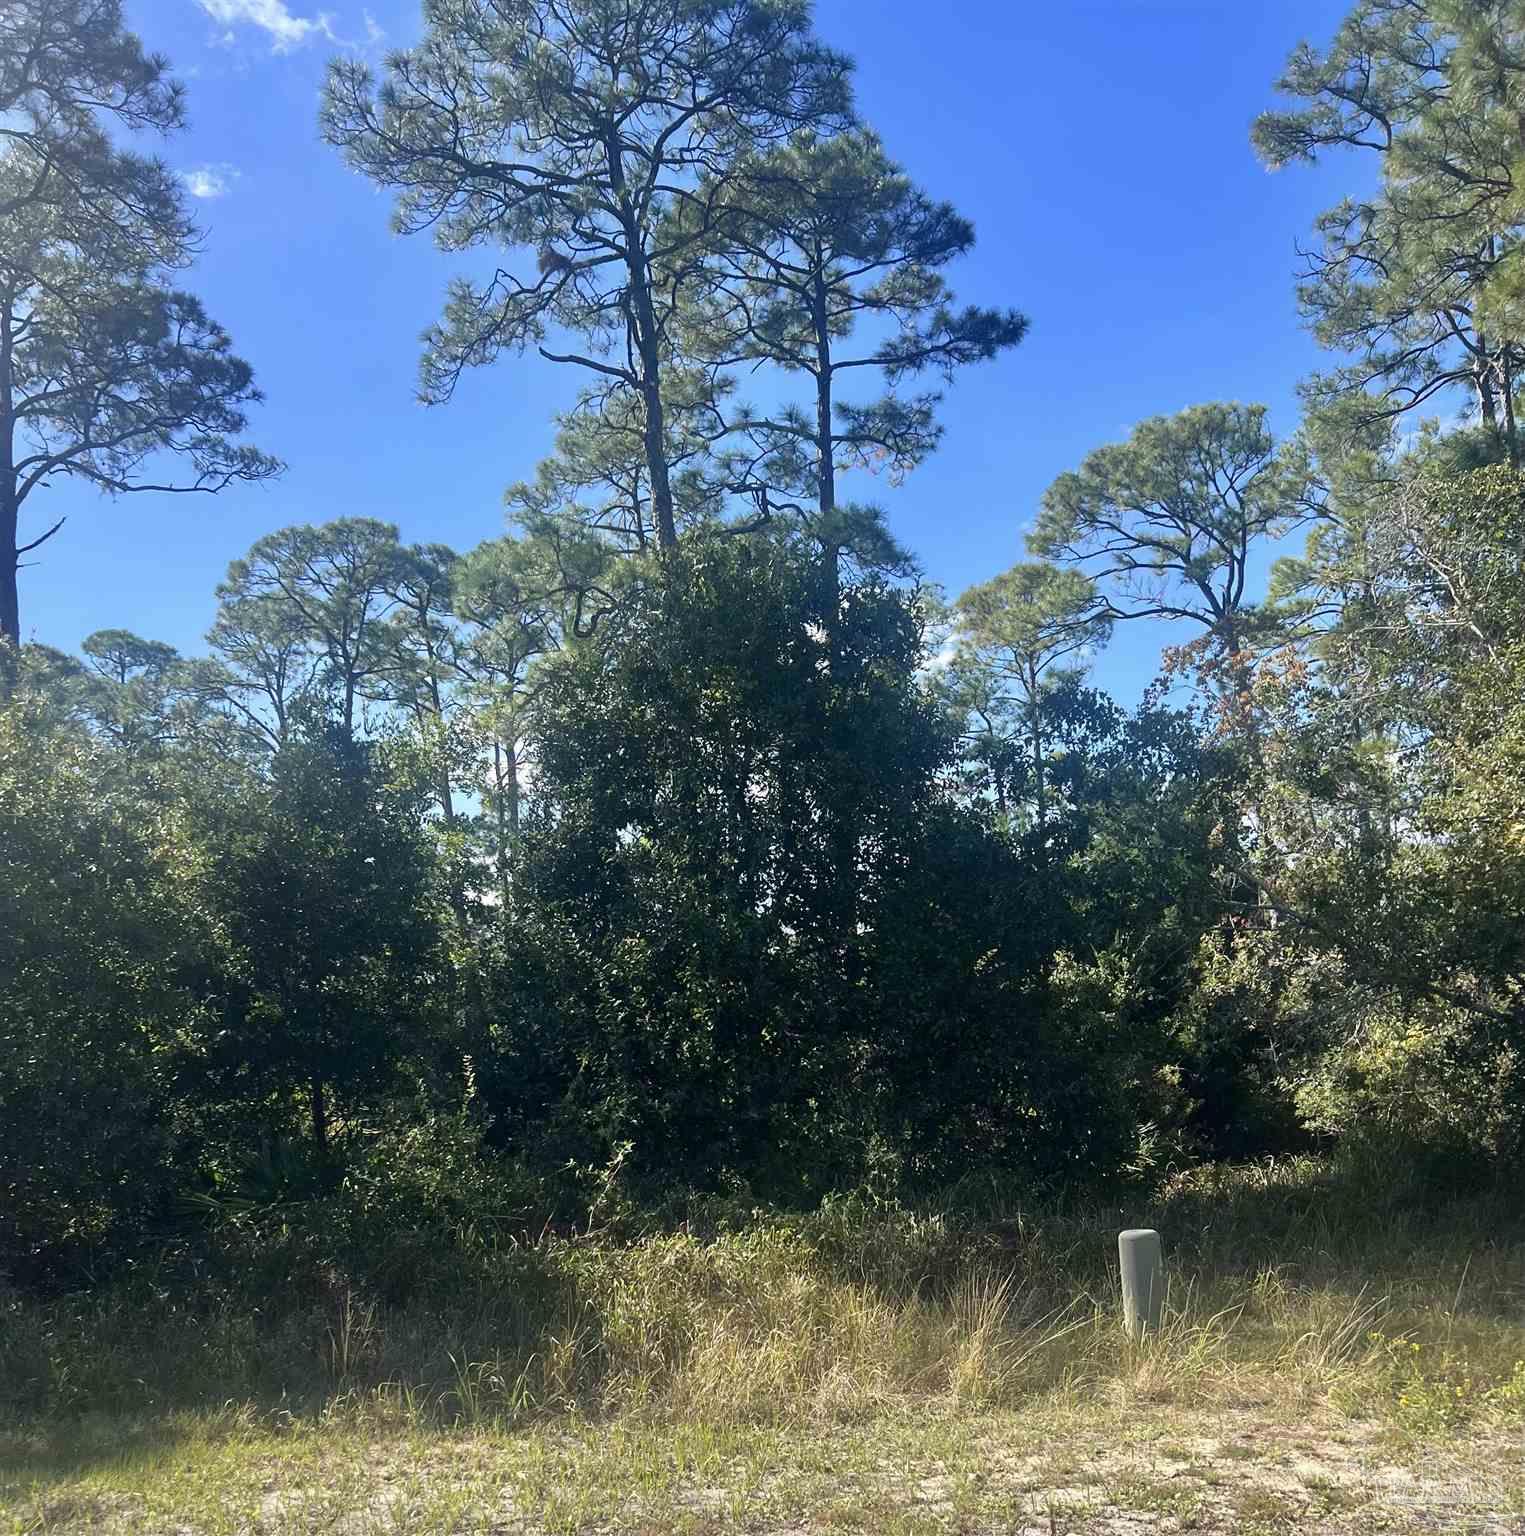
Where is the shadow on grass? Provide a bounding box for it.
[0,1414,191,1495]
[3,1153,1523,1449]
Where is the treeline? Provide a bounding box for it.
[5,0,1525,1290]
[8,450,1525,1287]
[2,526,1228,1282]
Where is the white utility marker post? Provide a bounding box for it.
[1118,1228,1163,1340]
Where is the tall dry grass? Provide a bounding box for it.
[3,1156,1523,1437]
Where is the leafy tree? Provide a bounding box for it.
[1031,403,1317,701]
[1245,465,1525,1169]
[322,0,850,550]
[369,542,469,824]
[192,593,319,755]
[0,0,277,669]
[0,701,215,1282]
[11,638,89,727]
[949,562,1110,831]
[1254,0,1525,460]
[491,537,1141,1196]
[0,0,186,258]
[215,520,407,737]
[1013,684,1257,1161]
[75,626,186,754]
[11,625,257,766]
[80,626,177,687]
[452,534,566,890]
[206,721,444,1152]
[1264,399,1408,648]
[505,368,740,557]
[677,128,1026,581]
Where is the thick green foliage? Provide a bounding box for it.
[481,541,1147,1198]
[1255,0,1525,457]
[15,0,1525,1324]
[1249,466,1525,1170]
[199,722,448,1153]
[0,708,215,1283]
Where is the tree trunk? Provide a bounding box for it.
[1476,329,1501,441]
[0,485,18,689]
[608,139,675,550]
[1028,662,1046,837]
[810,263,858,945]
[812,261,839,596]
[489,735,521,907]
[426,677,456,826]
[1501,350,1519,468]
[433,731,468,924]
[494,741,510,907]
[640,365,675,550]
[0,300,19,690]
[1482,242,1517,465]
[506,736,521,835]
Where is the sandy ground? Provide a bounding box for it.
[7,1404,1525,1534]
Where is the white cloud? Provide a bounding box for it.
[196,0,336,52]
[179,163,240,199]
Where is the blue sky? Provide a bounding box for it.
[22,0,1358,702]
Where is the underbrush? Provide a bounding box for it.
[3,1155,1523,1440]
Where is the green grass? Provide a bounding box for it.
[3,1157,1525,1532]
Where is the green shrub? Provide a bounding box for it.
[0,707,216,1286]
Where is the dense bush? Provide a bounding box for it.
[1252,467,1525,1176]
[0,707,216,1285]
[195,723,449,1154]
[8,468,1525,1292]
[478,541,1166,1201]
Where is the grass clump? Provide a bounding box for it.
[3,1155,1524,1532]
[4,1154,1523,1432]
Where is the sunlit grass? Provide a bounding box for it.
[3,1157,1524,1532]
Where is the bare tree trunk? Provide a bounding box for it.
[1501,348,1519,468]
[426,685,457,828]
[1483,241,1517,465]
[491,741,509,904]
[492,736,520,907]
[506,736,521,834]
[640,361,675,550]
[418,699,467,924]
